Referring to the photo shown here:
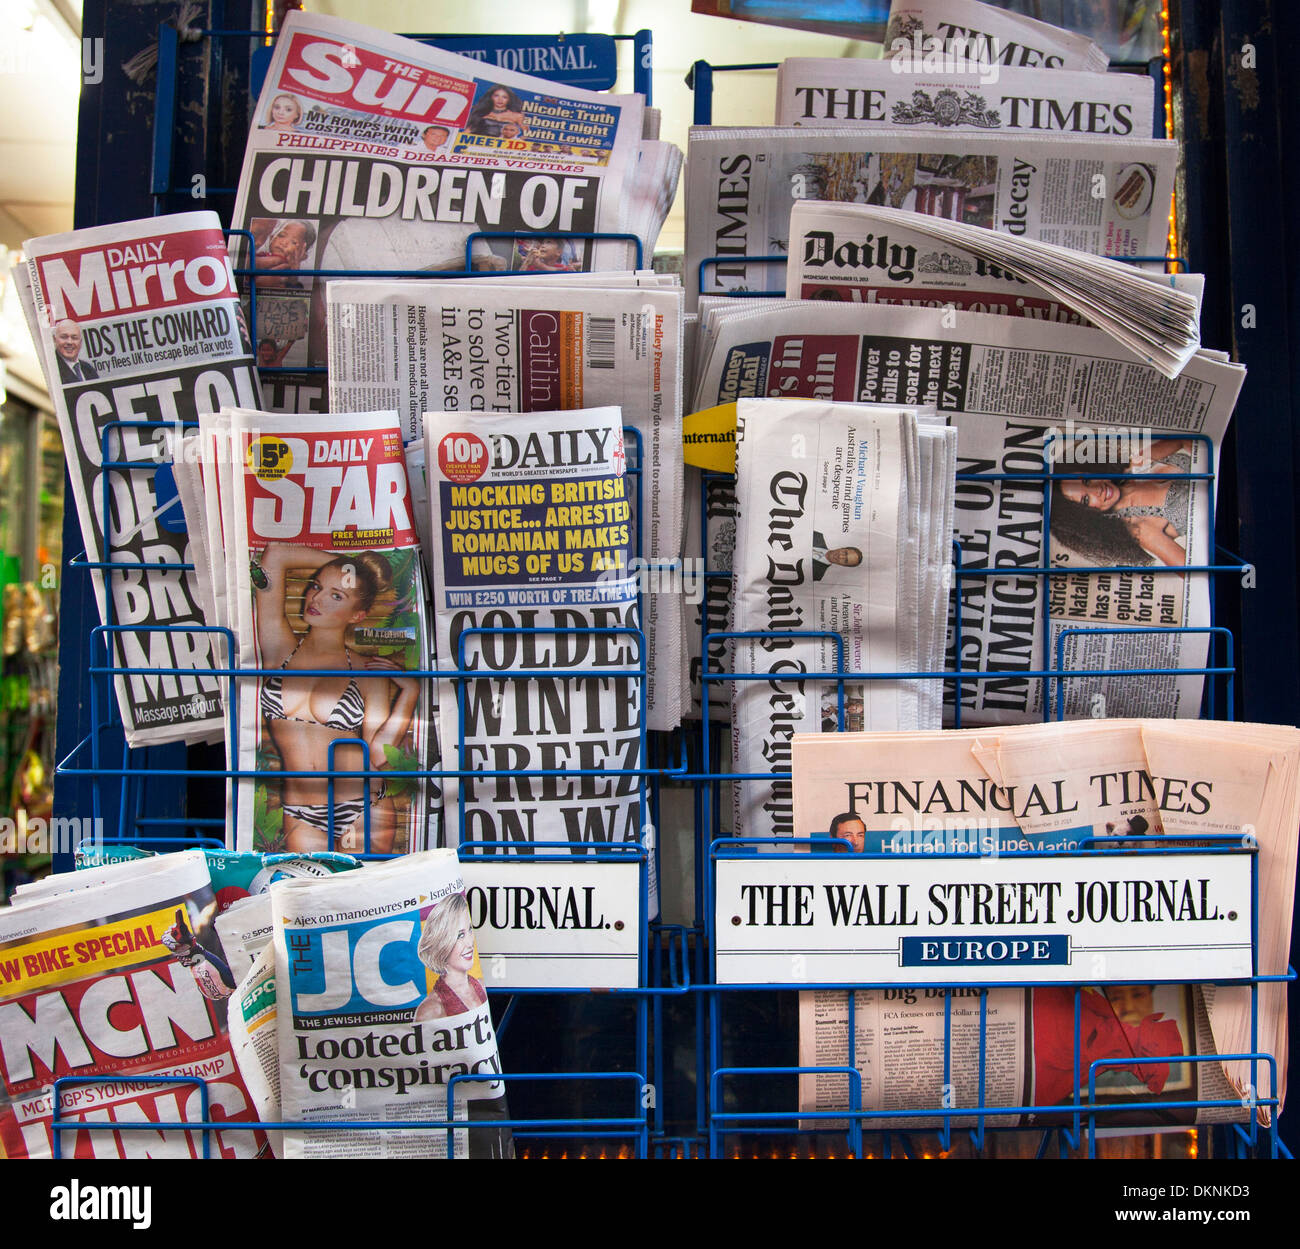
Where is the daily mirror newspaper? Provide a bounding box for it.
[775,60,1153,135]
[326,278,686,729]
[693,301,1244,724]
[685,127,1175,307]
[272,849,511,1158]
[17,211,261,745]
[0,851,264,1158]
[425,406,645,863]
[233,10,647,400]
[226,408,438,855]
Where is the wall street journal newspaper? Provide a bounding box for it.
[16,211,260,745]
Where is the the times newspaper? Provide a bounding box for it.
[730,399,955,840]
[685,128,1175,307]
[272,850,511,1158]
[16,211,260,746]
[226,409,439,855]
[775,60,1153,135]
[326,278,686,729]
[233,11,646,412]
[885,0,1111,72]
[693,302,1244,724]
[425,407,646,869]
[788,722,1299,1128]
[0,852,264,1158]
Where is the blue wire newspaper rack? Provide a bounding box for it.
[43,16,1294,1160]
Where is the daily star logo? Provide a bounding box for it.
[282,34,474,127]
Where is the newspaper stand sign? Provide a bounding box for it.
[713,847,1254,986]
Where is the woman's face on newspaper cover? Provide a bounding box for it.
[446,925,475,973]
[304,565,366,626]
[1060,479,1121,511]
[490,88,511,111]
[271,94,301,125]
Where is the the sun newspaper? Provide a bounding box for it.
[15,211,260,746]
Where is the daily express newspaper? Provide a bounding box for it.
[0,851,265,1158]
[425,406,644,865]
[273,849,511,1158]
[693,302,1244,724]
[226,408,439,855]
[885,0,1110,72]
[685,127,1175,307]
[17,211,260,745]
[233,10,646,409]
[790,725,1262,1129]
[730,399,954,841]
[326,279,686,730]
[775,60,1153,136]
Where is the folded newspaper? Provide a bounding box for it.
[885,0,1110,72]
[792,719,1300,1128]
[268,849,512,1157]
[0,851,265,1158]
[784,200,1203,378]
[234,10,678,409]
[14,211,261,746]
[691,300,1244,724]
[685,127,1175,307]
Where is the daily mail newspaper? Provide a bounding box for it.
[233,11,646,394]
[226,408,438,856]
[425,407,645,863]
[327,278,685,729]
[775,60,1153,136]
[685,128,1175,307]
[0,851,265,1158]
[886,0,1110,72]
[273,849,512,1158]
[790,727,1248,1129]
[693,301,1244,724]
[17,211,260,745]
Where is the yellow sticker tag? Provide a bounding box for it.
[248,436,293,480]
[682,403,738,473]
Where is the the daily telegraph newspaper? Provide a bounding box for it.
[885,0,1110,72]
[273,850,511,1158]
[789,720,1300,1128]
[17,211,260,745]
[326,278,687,729]
[730,399,955,841]
[685,127,1175,307]
[775,60,1153,136]
[425,407,645,862]
[692,301,1245,723]
[233,11,646,397]
[226,409,438,855]
[0,851,264,1158]
[784,201,1203,378]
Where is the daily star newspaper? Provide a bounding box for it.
[233,10,646,396]
[693,301,1244,724]
[0,851,264,1158]
[775,60,1153,136]
[685,127,1175,307]
[226,409,438,856]
[327,278,686,729]
[17,211,260,745]
[425,407,645,863]
[273,850,511,1158]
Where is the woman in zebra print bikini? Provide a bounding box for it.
[255,543,419,854]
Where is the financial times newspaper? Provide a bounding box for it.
[685,127,1175,307]
[0,852,264,1158]
[693,302,1244,724]
[327,278,686,729]
[425,407,645,865]
[885,0,1110,72]
[775,60,1152,135]
[790,720,1300,1127]
[17,211,260,745]
[226,409,439,855]
[273,850,511,1158]
[233,10,646,409]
